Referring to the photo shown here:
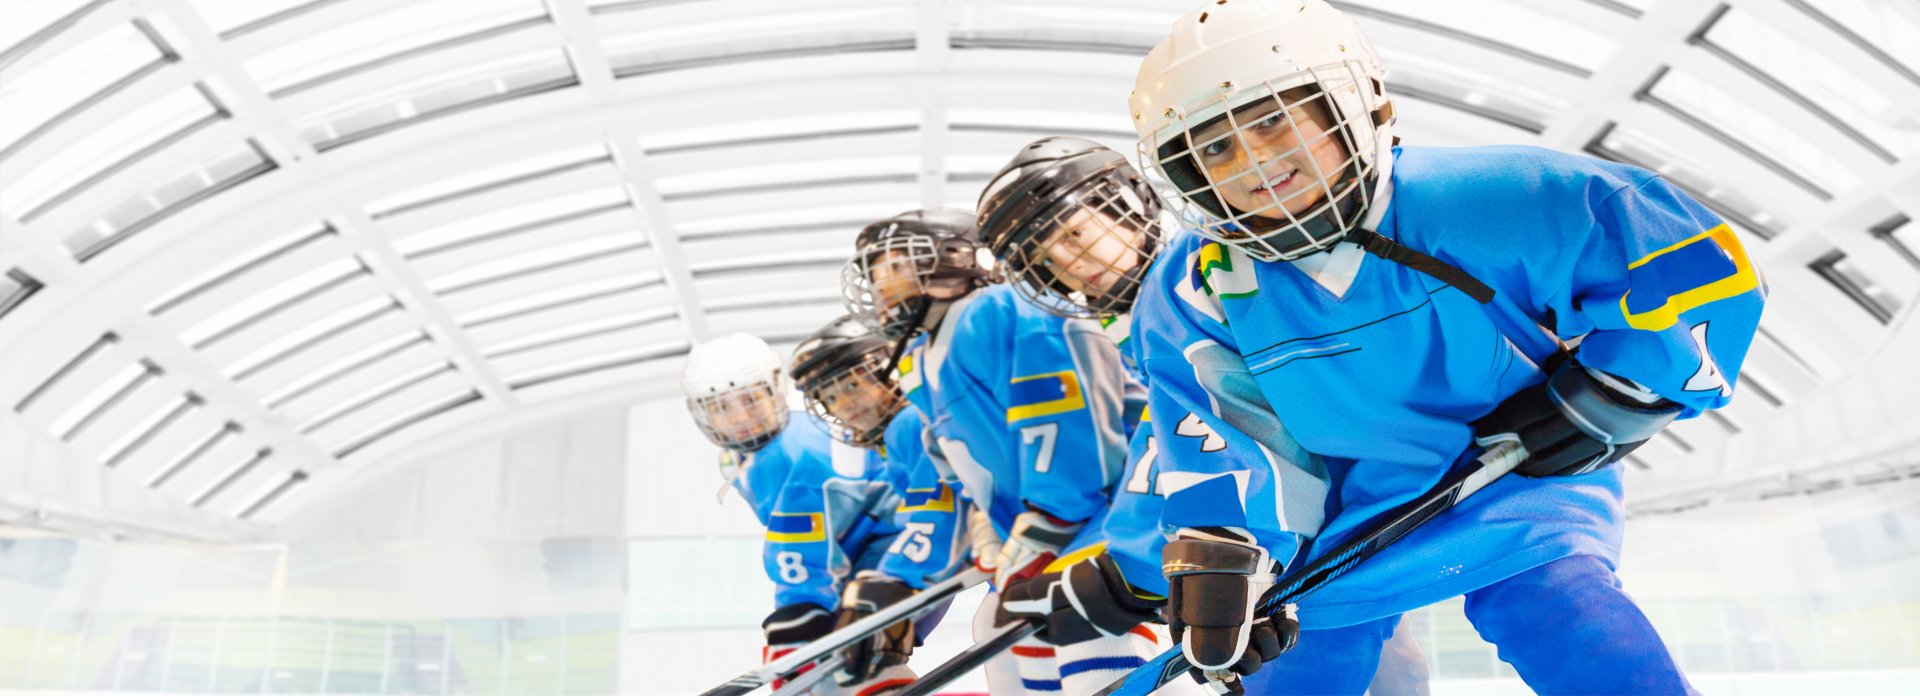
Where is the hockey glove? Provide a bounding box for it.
[966,506,1002,574]
[993,549,1164,646]
[1164,528,1299,695]
[993,508,1085,590]
[833,572,917,685]
[761,602,835,687]
[1473,358,1682,477]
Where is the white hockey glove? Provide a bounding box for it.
[1164,528,1299,695]
[1473,358,1682,477]
[832,572,916,685]
[966,506,1003,574]
[992,509,1085,590]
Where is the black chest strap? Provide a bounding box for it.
[1346,228,1496,304]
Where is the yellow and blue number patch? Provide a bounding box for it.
[766,512,826,543]
[1619,224,1759,331]
[898,484,955,514]
[1006,370,1086,422]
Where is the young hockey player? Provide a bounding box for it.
[975,135,1427,695]
[1116,1,1765,693]
[788,315,969,691]
[843,209,1151,694]
[682,331,911,694]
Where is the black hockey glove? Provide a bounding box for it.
[992,549,1164,646]
[833,573,917,684]
[1473,358,1683,477]
[762,601,835,646]
[1164,528,1299,695]
[761,602,835,687]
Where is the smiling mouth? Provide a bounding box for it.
[1250,170,1297,196]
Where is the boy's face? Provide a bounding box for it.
[809,363,899,435]
[1187,91,1352,223]
[868,248,924,327]
[1033,203,1147,299]
[697,386,785,444]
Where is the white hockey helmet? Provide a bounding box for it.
[1131,0,1395,261]
[682,332,791,452]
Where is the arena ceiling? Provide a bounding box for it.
[1,0,1916,540]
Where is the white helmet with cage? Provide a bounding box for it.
[1130,0,1395,261]
[682,332,791,453]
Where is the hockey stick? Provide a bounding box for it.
[895,615,1043,696]
[1095,440,1529,696]
[701,566,990,696]
[766,655,842,696]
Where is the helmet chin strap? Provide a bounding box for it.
[885,298,935,369]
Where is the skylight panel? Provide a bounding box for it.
[100,392,201,469]
[1645,69,1860,198]
[1343,0,1616,74]
[0,21,163,152]
[0,0,92,56]
[242,0,547,93]
[147,420,242,489]
[1,86,217,221]
[391,186,630,256]
[221,296,399,380]
[177,257,365,348]
[61,141,276,262]
[1810,250,1905,325]
[644,110,919,153]
[48,360,154,441]
[1796,0,1920,79]
[367,145,608,218]
[272,341,446,425]
[291,50,574,151]
[256,331,430,409]
[148,225,335,317]
[1702,9,1920,159]
[185,0,322,36]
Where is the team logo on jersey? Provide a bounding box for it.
[899,484,956,514]
[1619,224,1758,331]
[1197,243,1260,300]
[766,512,826,543]
[897,350,925,397]
[1006,370,1088,422]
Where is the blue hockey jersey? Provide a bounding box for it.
[896,285,1136,542]
[729,412,904,611]
[875,405,970,588]
[1126,145,1765,628]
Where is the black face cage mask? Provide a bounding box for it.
[998,174,1163,320]
[799,351,906,448]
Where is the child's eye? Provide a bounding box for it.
[1201,139,1232,157]
[1257,113,1283,129]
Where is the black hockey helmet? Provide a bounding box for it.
[977,137,1163,319]
[788,315,906,447]
[843,208,992,340]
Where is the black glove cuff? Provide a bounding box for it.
[1164,538,1264,578]
[764,602,835,645]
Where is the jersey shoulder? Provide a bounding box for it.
[1391,145,1654,219]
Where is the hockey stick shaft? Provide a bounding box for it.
[896,616,1044,696]
[1096,441,1528,696]
[701,567,991,696]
